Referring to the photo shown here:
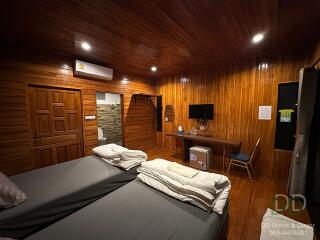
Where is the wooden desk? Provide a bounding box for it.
[166,133,242,171]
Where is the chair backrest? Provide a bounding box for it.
[248,138,261,164]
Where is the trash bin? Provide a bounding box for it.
[189,146,212,171]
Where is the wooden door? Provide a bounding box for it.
[28,86,83,168]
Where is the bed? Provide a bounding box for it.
[0,155,138,239]
[26,180,229,240]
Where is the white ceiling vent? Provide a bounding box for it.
[74,60,113,80]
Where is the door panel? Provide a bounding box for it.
[40,134,79,145]
[38,114,51,133]
[33,147,53,168]
[29,86,83,168]
[36,89,49,110]
[69,143,80,160]
[68,113,77,130]
[52,91,63,103]
[66,92,76,110]
[53,106,64,117]
[54,119,65,131]
[41,148,53,167]
[56,145,68,163]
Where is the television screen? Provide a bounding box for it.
[189,104,214,120]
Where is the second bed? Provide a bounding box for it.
[27,179,229,240]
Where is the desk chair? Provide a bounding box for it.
[227,138,261,181]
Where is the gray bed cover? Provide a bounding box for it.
[0,155,137,239]
[27,180,228,240]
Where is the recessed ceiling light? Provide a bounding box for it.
[151,66,157,72]
[252,33,264,44]
[81,42,91,51]
[258,62,268,70]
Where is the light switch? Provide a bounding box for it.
[85,115,96,120]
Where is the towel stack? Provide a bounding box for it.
[92,144,148,170]
[137,159,231,213]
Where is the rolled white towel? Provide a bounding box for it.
[120,150,147,161]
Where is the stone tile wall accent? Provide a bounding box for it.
[97,104,121,144]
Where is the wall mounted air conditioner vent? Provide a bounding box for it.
[74,60,113,80]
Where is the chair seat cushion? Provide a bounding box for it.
[228,152,250,162]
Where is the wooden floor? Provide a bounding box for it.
[145,148,311,240]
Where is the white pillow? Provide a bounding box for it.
[0,172,27,209]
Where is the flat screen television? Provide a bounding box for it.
[189,104,214,120]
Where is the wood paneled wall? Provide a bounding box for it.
[0,55,157,175]
[124,95,156,150]
[158,47,320,180]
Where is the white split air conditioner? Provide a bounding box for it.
[74,60,113,80]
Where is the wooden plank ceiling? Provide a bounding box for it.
[1,0,319,77]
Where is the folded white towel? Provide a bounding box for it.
[110,144,128,152]
[167,162,199,178]
[93,144,147,170]
[260,208,313,240]
[138,168,215,205]
[121,150,148,161]
[103,158,144,170]
[137,172,230,214]
[92,144,128,159]
[138,159,231,213]
[141,159,229,195]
